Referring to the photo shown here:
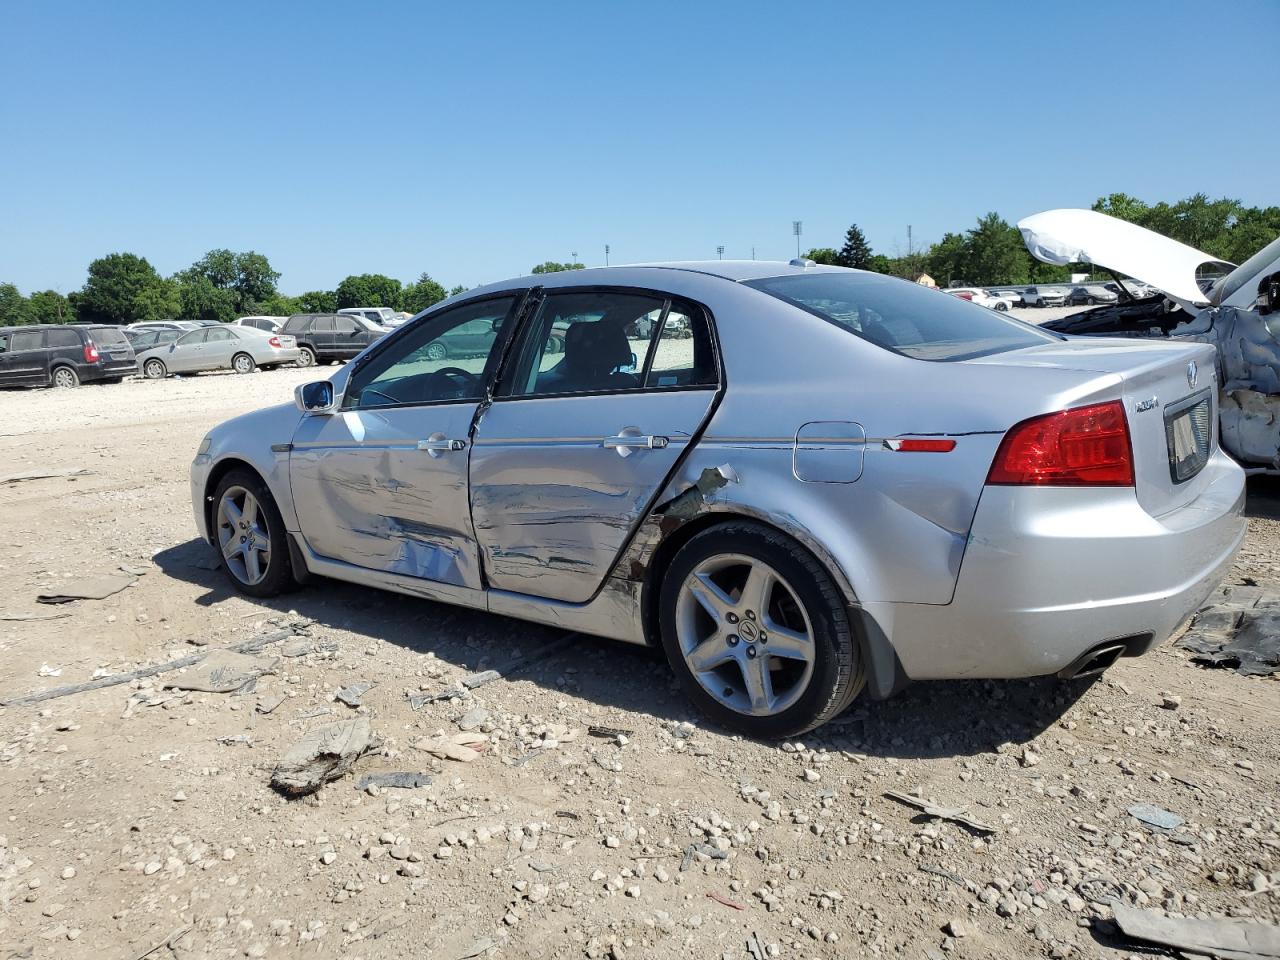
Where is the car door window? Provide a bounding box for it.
[10,331,43,351]
[335,317,360,334]
[176,330,205,346]
[312,317,334,333]
[205,327,233,342]
[643,301,718,388]
[343,295,518,410]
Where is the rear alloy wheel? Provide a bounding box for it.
[143,358,167,380]
[51,366,80,388]
[212,470,294,597]
[295,346,316,368]
[995,302,1008,312]
[660,521,863,739]
[232,352,256,374]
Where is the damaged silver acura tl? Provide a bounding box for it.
[191,261,1247,737]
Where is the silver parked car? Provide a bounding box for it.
[191,262,1246,737]
[138,324,301,379]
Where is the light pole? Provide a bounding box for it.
[716,245,725,260]
[604,244,610,266]
[792,221,802,258]
[571,251,578,267]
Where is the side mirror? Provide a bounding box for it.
[295,381,335,414]
[490,318,503,332]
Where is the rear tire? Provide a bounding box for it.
[658,521,863,739]
[211,469,294,598]
[296,346,316,368]
[425,341,447,361]
[232,352,256,374]
[51,366,79,389]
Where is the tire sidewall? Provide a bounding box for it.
[52,366,79,388]
[297,347,316,367]
[658,521,861,739]
[233,353,255,374]
[211,469,294,597]
[145,360,166,379]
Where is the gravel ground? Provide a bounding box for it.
[1,366,1278,960]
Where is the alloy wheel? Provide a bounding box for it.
[425,342,447,361]
[233,353,254,374]
[296,348,315,367]
[674,554,815,717]
[52,367,78,388]
[144,359,165,379]
[216,485,272,586]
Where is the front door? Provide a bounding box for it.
[332,316,367,360]
[289,294,521,588]
[0,329,47,386]
[470,290,721,603]
[167,329,207,372]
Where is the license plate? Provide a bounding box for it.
[1164,393,1211,484]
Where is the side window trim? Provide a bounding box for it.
[637,300,671,388]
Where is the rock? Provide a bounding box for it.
[943,919,968,938]
[60,867,75,880]
[1020,748,1041,768]
[458,707,489,732]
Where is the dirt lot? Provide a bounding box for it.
[2,366,1279,960]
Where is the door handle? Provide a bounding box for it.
[603,434,669,450]
[417,438,466,453]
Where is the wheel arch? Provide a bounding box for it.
[203,457,262,538]
[49,361,77,385]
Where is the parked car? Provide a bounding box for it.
[191,261,1245,737]
[123,327,182,352]
[1019,285,1068,307]
[233,316,286,334]
[943,288,1013,311]
[1066,285,1119,306]
[986,288,1025,306]
[136,325,300,379]
[338,306,400,329]
[0,323,136,388]
[1020,207,1280,472]
[127,320,200,332]
[280,313,388,367]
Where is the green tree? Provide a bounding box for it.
[401,273,448,315]
[133,277,181,322]
[448,284,466,297]
[866,254,893,275]
[257,293,303,316]
[179,276,238,324]
[838,224,873,270]
[335,274,402,309]
[77,253,169,324]
[296,290,338,313]
[963,213,1029,285]
[530,261,584,274]
[803,248,841,265]
[926,232,970,286]
[179,249,281,318]
[27,290,73,324]
[0,283,34,325]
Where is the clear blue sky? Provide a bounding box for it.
[2,0,1277,296]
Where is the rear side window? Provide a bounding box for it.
[90,326,128,347]
[46,329,81,349]
[10,331,43,351]
[313,316,335,333]
[745,272,1057,361]
[282,316,308,333]
[645,302,717,388]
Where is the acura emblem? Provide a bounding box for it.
[1187,360,1198,389]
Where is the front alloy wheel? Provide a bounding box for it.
[216,485,272,586]
[143,359,166,379]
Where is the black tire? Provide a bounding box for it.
[658,521,863,739]
[143,358,167,380]
[296,346,316,368]
[232,352,256,374]
[210,469,295,598]
[51,365,80,389]
[1087,297,1097,305]
[995,302,1008,312]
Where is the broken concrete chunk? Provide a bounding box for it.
[256,694,286,715]
[415,731,489,763]
[36,574,136,604]
[336,680,375,708]
[354,772,433,791]
[1113,903,1280,960]
[1127,803,1185,831]
[164,650,279,694]
[271,716,376,796]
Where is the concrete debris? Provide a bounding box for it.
[1127,803,1185,831]
[336,680,375,707]
[164,650,279,694]
[587,725,633,740]
[1113,903,1280,960]
[354,772,433,791]
[884,789,997,835]
[256,693,286,715]
[0,610,71,622]
[415,731,489,762]
[36,573,135,604]
[270,716,377,796]
[407,632,582,709]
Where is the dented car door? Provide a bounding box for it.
[469,290,721,603]
[288,295,521,589]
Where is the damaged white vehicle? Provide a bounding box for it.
[1020,209,1280,471]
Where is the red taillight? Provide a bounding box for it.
[987,401,1134,486]
[83,342,100,363]
[268,336,282,348]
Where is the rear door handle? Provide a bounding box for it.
[603,433,669,458]
[417,437,466,456]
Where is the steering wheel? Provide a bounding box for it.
[434,366,477,384]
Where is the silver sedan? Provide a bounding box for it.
[137,325,301,379]
[190,261,1246,737]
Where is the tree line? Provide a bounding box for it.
[2,192,1276,326]
[805,192,1280,288]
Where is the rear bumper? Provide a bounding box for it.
[261,348,301,364]
[83,360,136,381]
[869,450,1247,679]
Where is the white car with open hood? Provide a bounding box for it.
[1019,209,1280,472]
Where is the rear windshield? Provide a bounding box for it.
[90,326,129,346]
[745,272,1058,361]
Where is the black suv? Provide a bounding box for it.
[0,324,136,388]
[280,314,385,367]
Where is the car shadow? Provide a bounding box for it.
[1245,474,1280,520]
[154,538,1094,751]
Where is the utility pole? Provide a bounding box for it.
[792,221,802,258]
[907,225,913,257]
[604,244,610,266]
[571,251,578,266]
[716,245,725,260]
[751,246,756,260]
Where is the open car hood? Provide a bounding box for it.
[1017,208,1235,309]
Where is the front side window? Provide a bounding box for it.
[176,330,204,346]
[335,317,359,334]
[312,317,335,333]
[343,296,517,410]
[501,290,677,398]
[746,272,1058,361]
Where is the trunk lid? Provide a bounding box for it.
[968,337,1219,517]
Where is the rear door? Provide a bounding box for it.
[310,316,335,356]
[470,289,721,603]
[202,327,236,367]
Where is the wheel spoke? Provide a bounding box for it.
[221,535,242,560]
[687,572,734,623]
[762,621,810,661]
[221,498,243,527]
[686,640,734,674]
[244,548,262,583]
[241,493,258,527]
[742,563,775,619]
[740,654,775,714]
